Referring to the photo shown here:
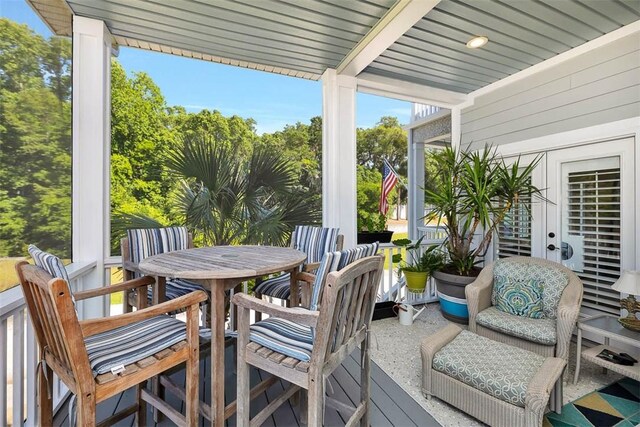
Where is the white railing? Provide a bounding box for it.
[1,261,96,427]
[412,104,442,122]
[376,226,447,305]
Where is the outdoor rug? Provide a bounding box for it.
[543,377,640,427]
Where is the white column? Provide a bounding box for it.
[407,128,425,240]
[451,106,461,150]
[322,69,357,248]
[72,16,112,319]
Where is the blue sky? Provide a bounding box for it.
[2,0,411,134]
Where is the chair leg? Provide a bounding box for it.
[186,304,200,427]
[136,381,147,427]
[38,361,53,427]
[76,392,96,427]
[307,376,324,427]
[237,306,251,427]
[360,336,371,427]
[298,390,308,426]
[254,292,263,322]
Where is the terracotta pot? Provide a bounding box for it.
[357,230,394,244]
[432,269,477,324]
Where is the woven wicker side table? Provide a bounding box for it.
[421,324,566,427]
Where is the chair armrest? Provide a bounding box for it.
[232,293,319,327]
[303,262,320,272]
[74,276,155,300]
[297,272,316,285]
[80,290,208,337]
[465,264,495,332]
[420,324,461,394]
[554,277,583,361]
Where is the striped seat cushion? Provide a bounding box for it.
[249,317,314,362]
[28,245,76,309]
[293,225,340,264]
[309,242,379,311]
[253,273,292,299]
[127,227,189,279]
[85,315,188,376]
[255,226,339,300]
[145,278,207,301]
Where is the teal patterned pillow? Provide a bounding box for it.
[493,275,544,318]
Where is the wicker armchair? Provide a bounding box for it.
[466,256,583,362]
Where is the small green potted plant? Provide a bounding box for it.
[357,211,394,244]
[392,238,445,292]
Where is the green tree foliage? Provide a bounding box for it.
[0,19,71,257]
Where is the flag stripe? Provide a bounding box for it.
[379,161,398,215]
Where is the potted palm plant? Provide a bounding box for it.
[425,146,543,323]
[392,238,444,292]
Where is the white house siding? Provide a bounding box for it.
[461,33,640,150]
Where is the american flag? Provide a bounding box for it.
[379,160,398,215]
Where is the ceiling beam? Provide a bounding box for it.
[357,72,467,108]
[337,0,440,77]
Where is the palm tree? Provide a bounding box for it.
[113,133,320,247]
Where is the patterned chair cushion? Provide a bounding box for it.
[127,227,189,278]
[85,315,188,376]
[249,317,314,362]
[28,245,76,309]
[433,330,545,407]
[476,307,557,345]
[251,226,340,300]
[253,273,293,299]
[493,275,544,318]
[293,225,340,264]
[145,278,207,301]
[309,242,379,311]
[492,259,569,319]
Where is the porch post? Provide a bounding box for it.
[72,16,111,318]
[321,69,357,248]
[407,127,425,240]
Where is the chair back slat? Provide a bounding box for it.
[312,255,384,365]
[16,262,92,384]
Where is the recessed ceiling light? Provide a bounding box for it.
[466,36,489,49]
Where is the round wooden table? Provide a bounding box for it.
[139,245,306,427]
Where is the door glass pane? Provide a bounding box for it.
[562,157,621,315]
[496,180,532,258]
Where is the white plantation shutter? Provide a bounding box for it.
[566,167,621,315]
[496,191,532,259]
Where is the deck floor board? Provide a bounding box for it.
[53,345,440,426]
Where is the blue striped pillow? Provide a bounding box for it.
[293,226,339,264]
[28,245,75,308]
[309,242,379,311]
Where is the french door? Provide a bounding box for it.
[496,137,636,316]
[545,138,635,316]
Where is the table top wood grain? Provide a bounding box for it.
[138,245,306,280]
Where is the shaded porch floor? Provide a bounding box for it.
[53,345,439,426]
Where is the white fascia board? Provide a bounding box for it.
[461,20,640,110]
[338,0,440,77]
[357,72,467,107]
[403,109,451,130]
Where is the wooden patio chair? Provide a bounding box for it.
[121,226,210,314]
[19,246,206,427]
[233,244,383,427]
[253,225,344,316]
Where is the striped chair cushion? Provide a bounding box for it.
[309,242,379,311]
[293,225,340,264]
[145,278,207,301]
[254,226,339,300]
[249,317,313,362]
[253,273,292,299]
[127,227,189,277]
[28,245,76,308]
[85,315,188,376]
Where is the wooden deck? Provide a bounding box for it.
[53,345,439,426]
